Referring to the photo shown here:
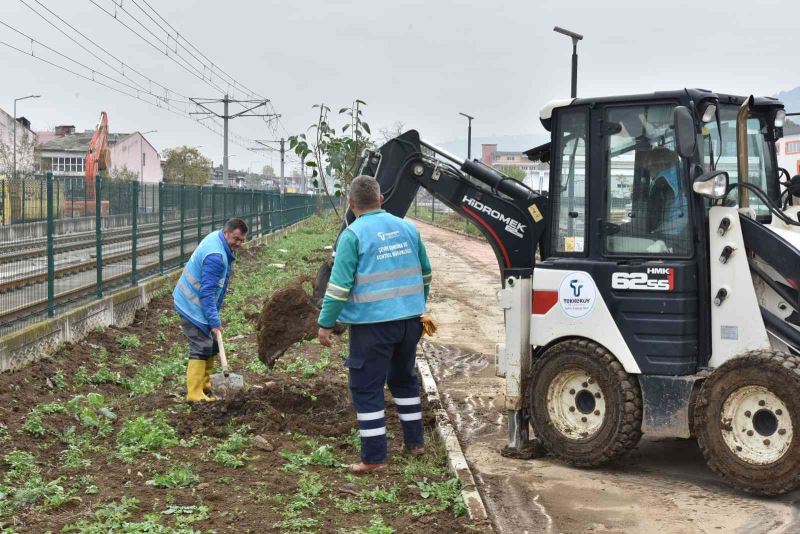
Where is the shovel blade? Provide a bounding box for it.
[211,372,244,396]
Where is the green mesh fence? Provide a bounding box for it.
[0,174,324,336]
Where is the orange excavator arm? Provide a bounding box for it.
[84,111,110,199]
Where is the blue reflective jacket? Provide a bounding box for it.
[336,212,426,324]
[173,230,234,333]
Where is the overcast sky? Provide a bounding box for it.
[1,0,798,173]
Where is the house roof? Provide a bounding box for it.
[39,132,131,152]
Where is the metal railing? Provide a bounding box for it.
[0,173,324,334]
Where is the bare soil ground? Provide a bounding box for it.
[415,219,800,534]
[0,216,482,533]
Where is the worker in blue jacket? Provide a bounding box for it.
[318,175,433,473]
[173,218,247,401]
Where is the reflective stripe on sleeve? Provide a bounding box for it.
[325,282,351,301]
[422,273,432,285]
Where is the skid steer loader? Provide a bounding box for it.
[322,89,800,495]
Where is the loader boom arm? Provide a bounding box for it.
[339,130,548,278]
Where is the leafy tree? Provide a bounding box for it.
[262,165,275,177]
[496,165,527,181]
[162,146,211,185]
[288,100,373,217]
[110,165,139,182]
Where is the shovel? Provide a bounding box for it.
[210,330,244,397]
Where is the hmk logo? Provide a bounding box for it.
[570,280,583,297]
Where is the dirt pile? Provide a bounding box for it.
[171,376,353,438]
[257,282,320,366]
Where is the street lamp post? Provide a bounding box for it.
[553,26,583,98]
[13,94,40,179]
[138,130,157,183]
[459,112,474,160]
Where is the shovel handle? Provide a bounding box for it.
[215,330,230,377]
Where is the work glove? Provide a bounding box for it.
[421,315,437,337]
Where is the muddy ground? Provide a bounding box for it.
[415,219,800,534]
[0,217,482,533]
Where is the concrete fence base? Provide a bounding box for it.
[0,221,306,372]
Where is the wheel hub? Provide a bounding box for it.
[721,385,793,465]
[546,369,606,440]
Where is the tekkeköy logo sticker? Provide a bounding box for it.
[558,272,596,318]
[377,230,401,241]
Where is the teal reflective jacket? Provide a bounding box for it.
[332,212,426,324]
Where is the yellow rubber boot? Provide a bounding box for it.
[186,359,212,402]
[203,356,215,398]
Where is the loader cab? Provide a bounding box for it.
[533,90,785,375]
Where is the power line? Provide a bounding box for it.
[88,0,232,100]
[21,0,190,104]
[135,0,267,102]
[0,38,262,152]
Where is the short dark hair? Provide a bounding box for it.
[349,175,381,209]
[224,218,248,234]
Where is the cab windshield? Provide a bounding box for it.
[699,104,776,219]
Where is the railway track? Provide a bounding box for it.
[0,243,185,329]
[0,216,215,261]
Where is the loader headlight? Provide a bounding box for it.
[692,170,729,199]
[774,109,787,128]
[700,103,717,123]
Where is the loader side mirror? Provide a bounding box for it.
[692,170,729,199]
[674,106,696,159]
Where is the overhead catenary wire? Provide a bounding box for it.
[0,37,260,152]
[21,0,191,104]
[88,0,279,138]
[125,0,281,132]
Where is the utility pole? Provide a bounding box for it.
[554,26,583,98]
[190,96,278,187]
[459,112,474,160]
[253,139,286,192]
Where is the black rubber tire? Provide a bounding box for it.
[694,350,800,496]
[529,339,643,467]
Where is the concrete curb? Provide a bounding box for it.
[416,353,489,523]
[0,220,310,372]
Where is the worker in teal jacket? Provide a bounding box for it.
[318,175,433,473]
[173,218,247,401]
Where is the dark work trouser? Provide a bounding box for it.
[347,318,424,464]
[180,318,219,361]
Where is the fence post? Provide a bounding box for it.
[210,185,216,230]
[21,179,25,224]
[223,186,228,221]
[195,186,202,244]
[158,182,164,274]
[95,175,103,298]
[180,184,186,265]
[131,180,139,286]
[431,195,435,224]
[46,172,55,317]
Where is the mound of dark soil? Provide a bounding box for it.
[171,376,353,438]
[257,283,319,367]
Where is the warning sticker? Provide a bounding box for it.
[528,204,543,223]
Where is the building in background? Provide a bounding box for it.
[480,143,549,191]
[37,126,162,183]
[0,107,38,175]
[776,124,800,177]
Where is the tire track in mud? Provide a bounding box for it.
[415,219,800,534]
